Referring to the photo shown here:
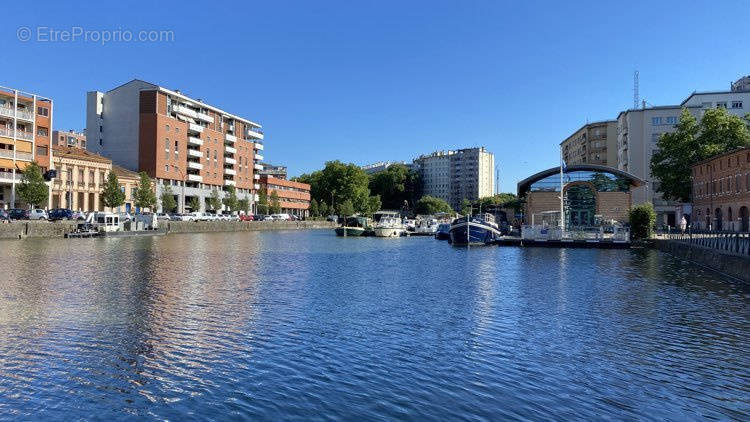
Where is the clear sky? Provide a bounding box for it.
[3,1,749,192]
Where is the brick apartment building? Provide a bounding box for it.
[259,175,311,217]
[53,129,86,149]
[692,147,750,231]
[0,85,53,209]
[86,80,265,213]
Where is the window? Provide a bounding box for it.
[165,165,169,172]
[37,106,49,116]
[716,102,727,109]
[165,139,170,159]
[651,117,662,125]
[206,150,210,159]
[732,101,743,109]
[166,124,170,131]
[666,116,678,125]
[701,102,712,108]
[737,175,741,193]
[37,127,48,136]
[36,146,48,156]
[99,125,102,132]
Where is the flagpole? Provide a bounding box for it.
[560,146,565,233]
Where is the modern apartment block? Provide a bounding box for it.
[361,161,410,175]
[560,120,617,167]
[0,85,53,209]
[53,129,86,149]
[413,147,494,210]
[258,163,288,179]
[681,75,750,117]
[86,80,265,213]
[259,175,311,217]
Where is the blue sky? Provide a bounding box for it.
[4,1,749,192]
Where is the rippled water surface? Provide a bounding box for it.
[1,230,749,419]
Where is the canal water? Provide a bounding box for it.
[0,230,748,419]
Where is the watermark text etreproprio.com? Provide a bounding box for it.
[16,26,175,45]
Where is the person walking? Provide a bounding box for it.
[679,215,687,234]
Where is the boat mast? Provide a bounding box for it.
[559,146,565,234]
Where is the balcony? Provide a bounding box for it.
[254,194,260,201]
[254,142,264,151]
[224,179,236,187]
[225,133,237,143]
[188,136,203,146]
[254,163,263,171]
[188,123,204,133]
[16,151,33,161]
[196,111,213,123]
[255,153,264,161]
[246,128,264,140]
[174,105,198,118]
[225,145,237,154]
[187,161,203,170]
[254,174,260,180]
[187,174,203,182]
[188,148,202,158]
[0,127,33,141]
[254,183,260,190]
[225,157,236,165]
[0,106,34,121]
[224,168,236,176]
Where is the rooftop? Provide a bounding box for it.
[52,145,110,164]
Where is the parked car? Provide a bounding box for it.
[8,209,28,220]
[239,214,254,221]
[28,209,48,220]
[188,211,208,221]
[71,211,87,220]
[49,208,74,221]
[0,209,9,223]
[269,213,292,221]
[155,212,172,221]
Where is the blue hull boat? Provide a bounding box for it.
[449,218,501,246]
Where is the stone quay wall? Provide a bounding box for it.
[654,238,750,283]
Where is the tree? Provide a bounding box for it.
[160,185,177,213]
[17,162,48,208]
[368,164,422,209]
[269,190,281,214]
[297,161,371,213]
[133,172,156,212]
[309,198,319,217]
[222,185,239,212]
[101,171,125,209]
[367,195,382,215]
[338,199,354,217]
[651,107,750,202]
[238,198,250,214]
[460,198,472,216]
[187,196,201,212]
[319,201,329,217]
[629,203,656,240]
[257,187,269,214]
[206,189,221,212]
[415,195,453,215]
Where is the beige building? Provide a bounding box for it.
[413,147,495,210]
[561,120,617,167]
[110,164,140,214]
[51,145,111,211]
[52,129,86,149]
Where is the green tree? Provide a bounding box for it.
[415,195,453,215]
[629,203,656,240]
[16,162,48,208]
[319,201,329,217]
[309,198,319,217]
[338,199,354,217]
[206,189,221,212]
[101,171,125,209]
[133,172,156,212]
[222,185,239,212]
[651,107,750,202]
[257,187,269,214]
[297,161,371,213]
[368,164,422,209]
[238,198,250,214]
[187,196,201,212]
[160,185,177,213]
[460,198,472,216]
[269,190,281,214]
[366,195,382,215]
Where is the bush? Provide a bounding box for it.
[629,203,656,240]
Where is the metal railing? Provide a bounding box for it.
[665,230,750,256]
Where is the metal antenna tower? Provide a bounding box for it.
[633,70,639,109]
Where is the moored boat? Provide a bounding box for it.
[449,213,502,246]
[335,216,369,237]
[373,211,405,237]
[435,223,451,240]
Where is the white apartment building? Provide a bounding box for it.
[680,75,750,118]
[413,147,494,210]
[360,161,410,175]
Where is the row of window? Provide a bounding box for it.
[651,116,679,126]
[695,153,750,176]
[701,101,744,109]
[694,173,750,198]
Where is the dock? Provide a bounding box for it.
[495,236,630,249]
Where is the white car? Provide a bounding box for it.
[188,212,208,221]
[270,213,292,221]
[28,209,48,220]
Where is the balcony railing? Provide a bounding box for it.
[254,163,263,170]
[188,123,204,133]
[253,142,264,151]
[255,154,264,161]
[224,179,236,186]
[0,127,33,140]
[245,128,264,140]
[16,151,33,161]
[254,183,260,190]
[187,174,203,182]
[0,149,12,159]
[225,133,237,143]
[224,168,236,176]
[188,136,203,146]
[187,148,202,158]
[187,161,203,170]
[0,106,34,121]
[225,157,236,165]
[665,230,750,256]
[0,171,21,182]
[225,145,237,154]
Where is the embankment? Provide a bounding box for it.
[654,239,750,283]
[0,220,336,240]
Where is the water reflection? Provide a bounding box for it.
[0,231,748,419]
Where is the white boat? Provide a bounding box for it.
[414,216,439,235]
[373,211,405,237]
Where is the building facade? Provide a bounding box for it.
[86,80,264,214]
[681,75,750,118]
[258,163,288,179]
[692,147,750,232]
[0,85,53,209]
[361,161,410,175]
[259,175,310,217]
[561,120,617,167]
[110,164,141,214]
[53,129,86,149]
[51,145,111,211]
[412,147,495,210]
